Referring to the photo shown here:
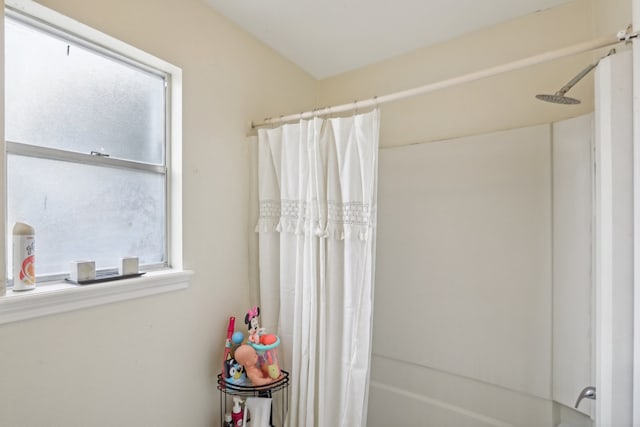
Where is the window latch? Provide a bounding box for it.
[90,151,110,157]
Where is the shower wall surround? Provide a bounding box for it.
[369,116,593,427]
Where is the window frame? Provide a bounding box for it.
[0,0,191,325]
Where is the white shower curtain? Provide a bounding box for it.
[256,109,379,427]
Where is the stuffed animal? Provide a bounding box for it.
[245,306,265,344]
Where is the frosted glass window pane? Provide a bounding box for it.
[5,17,165,165]
[7,154,166,278]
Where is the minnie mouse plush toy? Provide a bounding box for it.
[245,306,265,344]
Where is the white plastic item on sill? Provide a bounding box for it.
[70,261,96,282]
[119,257,139,275]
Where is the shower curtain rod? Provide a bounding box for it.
[251,29,636,129]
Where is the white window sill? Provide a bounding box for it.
[0,269,193,325]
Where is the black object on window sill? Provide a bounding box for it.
[65,272,145,285]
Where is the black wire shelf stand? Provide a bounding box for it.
[217,370,289,427]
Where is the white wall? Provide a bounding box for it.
[0,1,316,426]
[370,124,553,427]
[593,49,634,427]
[552,114,594,419]
[370,115,598,427]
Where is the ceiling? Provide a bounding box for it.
[204,0,574,79]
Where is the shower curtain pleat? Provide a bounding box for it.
[256,110,379,426]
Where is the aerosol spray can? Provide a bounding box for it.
[13,222,36,291]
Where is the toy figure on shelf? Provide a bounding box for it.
[224,357,247,385]
[234,344,281,386]
[245,306,265,344]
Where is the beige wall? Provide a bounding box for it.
[0,0,632,426]
[593,0,631,35]
[0,1,316,426]
[318,0,604,148]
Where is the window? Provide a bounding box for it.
[0,0,189,324]
[5,11,168,282]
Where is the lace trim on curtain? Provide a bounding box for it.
[255,200,374,240]
[255,199,304,234]
[324,201,372,240]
